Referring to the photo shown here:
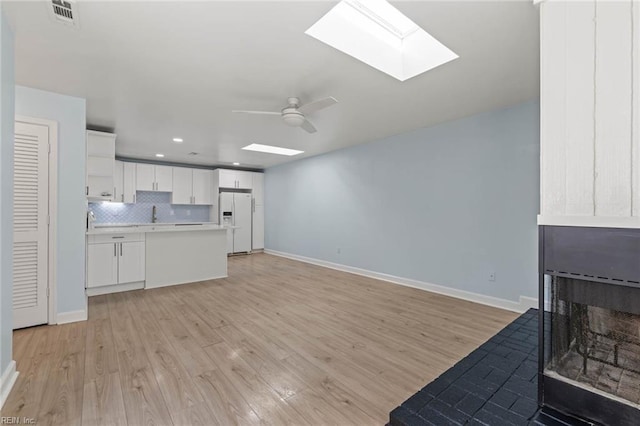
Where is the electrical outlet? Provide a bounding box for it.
[170,210,175,216]
[186,210,191,216]
[489,272,496,282]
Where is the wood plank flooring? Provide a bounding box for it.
[2,253,518,425]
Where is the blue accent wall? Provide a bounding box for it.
[89,191,211,224]
[0,6,15,378]
[265,100,540,303]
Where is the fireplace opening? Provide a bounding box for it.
[546,277,640,408]
[538,226,640,425]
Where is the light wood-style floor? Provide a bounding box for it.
[3,253,517,425]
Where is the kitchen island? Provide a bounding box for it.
[86,223,227,295]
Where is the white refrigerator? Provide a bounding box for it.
[219,192,252,254]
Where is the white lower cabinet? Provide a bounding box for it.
[87,234,145,289]
[118,241,145,283]
[87,243,118,287]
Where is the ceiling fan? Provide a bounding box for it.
[232,96,338,134]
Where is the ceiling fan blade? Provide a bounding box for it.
[300,119,317,134]
[298,96,338,116]
[232,110,281,116]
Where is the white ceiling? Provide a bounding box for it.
[4,1,540,169]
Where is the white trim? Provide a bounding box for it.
[537,214,640,229]
[14,115,58,325]
[0,360,19,410]
[264,250,536,313]
[85,281,144,297]
[56,309,87,325]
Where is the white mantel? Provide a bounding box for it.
[539,0,640,227]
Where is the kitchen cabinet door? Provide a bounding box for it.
[236,171,253,189]
[114,161,124,202]
[252,172,264,205]
[136,163,155,191]
[87,243,118,288]
[252,204,264,250]
[172,167,193,204]
[123,162,136,203]
[155,166,173,192]
[218,169,236,188]
[118,241,145,284]
[193,169,213,205]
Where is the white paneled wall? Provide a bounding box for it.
[539,0,640,226]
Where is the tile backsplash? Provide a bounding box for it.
[89,191,212,224]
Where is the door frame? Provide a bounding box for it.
[14,115,58,325]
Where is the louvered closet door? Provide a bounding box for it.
[13,121,49,329]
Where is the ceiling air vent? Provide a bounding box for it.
[50,0,78,27]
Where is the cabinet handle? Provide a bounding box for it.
[120,243,123,257]
[114,243,117,257]
[121,194,124,203]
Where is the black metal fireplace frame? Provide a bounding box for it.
[538,226,640,426]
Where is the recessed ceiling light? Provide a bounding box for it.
[155,153,165,158]
[233,162,240,166]
[242,143,304,156]
[305,0,458,81]
[173,138,183,143]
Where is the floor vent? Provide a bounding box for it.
[50,0,78,27]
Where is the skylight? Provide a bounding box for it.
[242,144,304,156]
[305,0,458,81]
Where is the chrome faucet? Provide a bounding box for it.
[152,205,158,223]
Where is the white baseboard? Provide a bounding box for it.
[56,309,88,324]
[265,249,537,313]
[0,360,19,410]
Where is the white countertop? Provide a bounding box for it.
[86,223,228,235]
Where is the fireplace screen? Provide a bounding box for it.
[545,276,640,407]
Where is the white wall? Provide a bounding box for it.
[15,86,87,320]
[539,0,640,227]
[265,101,540,308]
[0,5,15,405]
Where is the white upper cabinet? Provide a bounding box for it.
[135,163,155,191]
[86,130,116,200]
[122,162,136,203]
[236,171,253,189]
[214,169,253,189]
[136,164,173,192]
[114,161,136,203]
[155,165,173,192]
[172,167,214,205]
[218,169,236,188]
[172,167,193,205]
[114,160,124,202]
[252,172,264,205]
[192,169,213,205]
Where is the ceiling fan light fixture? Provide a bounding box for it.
[305,0,458,81]
[282,112,306,127]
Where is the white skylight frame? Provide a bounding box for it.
[242,144,304,156]
[305,0,459,82]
